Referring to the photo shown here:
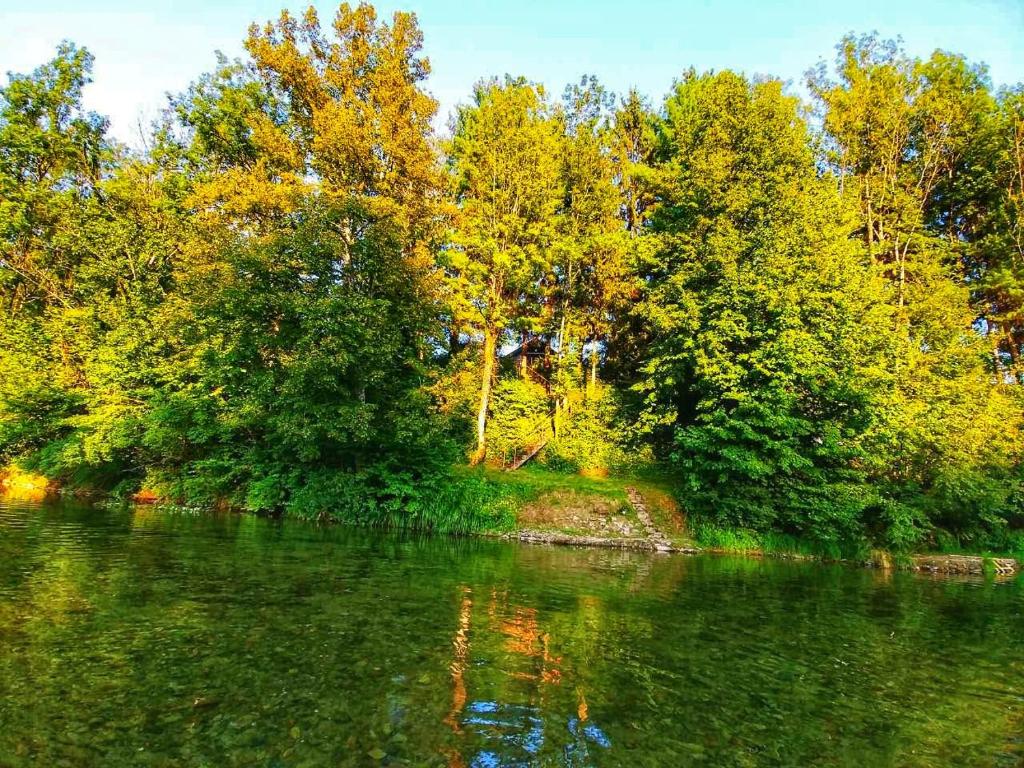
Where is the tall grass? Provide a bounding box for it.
[692,521,870,561]
[280,466,528,534]
[931,529,1024,563]
[401,471,523,534]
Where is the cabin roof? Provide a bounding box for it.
[502,336,552,359]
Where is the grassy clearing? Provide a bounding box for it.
[457,464,645,536]
[463,463,631,500]
[462,464,700,542]
[474,464,1021,567]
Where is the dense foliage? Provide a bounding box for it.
[1,5,1022,548]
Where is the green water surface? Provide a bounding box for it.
[0,499,1022,767]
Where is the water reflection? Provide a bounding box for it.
[444,587,611,766]
[0,499,1022,767]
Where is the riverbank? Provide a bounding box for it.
[456,466,1021,575]
[4,463,1020,575]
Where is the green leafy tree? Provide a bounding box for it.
[0,42,109,313]
[960,86,1024,378]
[0,44,178,491]
[552,77,630,394]
[146,3,449,514]
[603,91,658,388]
[811,35,1023,545]
[444,77,563,463]
[635,71,890,541]
[608,88,657,236]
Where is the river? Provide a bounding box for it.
[0,498,1022,766]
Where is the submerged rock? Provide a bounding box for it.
[909,554,1017,575]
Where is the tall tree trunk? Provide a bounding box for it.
[898,248,905,311]
[1006,326,1022,384]
[470,325,497,465]
[865,182,874,258]
[991,320,1008,382]
[556,312,567,362]
[589,344,599,394]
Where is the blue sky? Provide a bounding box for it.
[2,0,1022,146]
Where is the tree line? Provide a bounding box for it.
[1,4,1022,548]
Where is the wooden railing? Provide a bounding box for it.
[501,410,553,470]
[499,388,584,470]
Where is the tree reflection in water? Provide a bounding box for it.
[1,501,1022,766]
[444,585,611,766]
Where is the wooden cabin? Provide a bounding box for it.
[501,335,553,385]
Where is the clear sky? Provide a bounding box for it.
[2,0,1022,146]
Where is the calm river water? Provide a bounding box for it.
[0,499,1022,767]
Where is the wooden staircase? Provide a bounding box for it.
[500,389,584,470]
[507,437,549,471]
